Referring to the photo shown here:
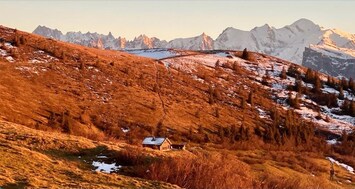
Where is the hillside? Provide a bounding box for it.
[1,25,355,188]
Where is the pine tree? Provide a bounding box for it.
[230,125,237,143]
[239,124,245,140]
[208,86,215,104]
[61,51,67,61]
[305,68,315,83]
[19,36,26,45]
[280,67,287,79]
[295,79,304,94]
[242,48,249,60]
[313,73,322,93]
[338,87,344,100]
[262,71,270,86]
[247,91,254,106]
[241,97,246,109]
[288,92,300,109]
[215,60,220,68]
[341,100,350,114]
[293,93,301,109]
[232,61,239,73]
[327,75,332,86]
[218,125,224,141]
[342,77,349,90]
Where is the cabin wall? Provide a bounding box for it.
[159,141,171,151]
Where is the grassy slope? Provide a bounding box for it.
[0,26,264,141]
[0,120,181,188]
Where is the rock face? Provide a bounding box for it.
[302,47,355,78]
[33,25,63,40]
[125,35,168,49]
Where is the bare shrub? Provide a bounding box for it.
[137,154,253,189]
[256,174,302,189]
[113,148,154,166]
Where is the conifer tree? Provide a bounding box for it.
[339,87,344,100]
[295,79,304,94]
[342,77,349,90]
[241,97,246,109]
[232,61,239,73]
[242,48,249,60]
[215,60,220,68]
[305,68,315,83]
[247,91,254,106]
[280,67,287,79]
[230,124,237,143]
[313,73,322,93]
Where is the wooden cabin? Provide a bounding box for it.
[142,137,172,151]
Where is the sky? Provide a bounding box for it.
[0,0,354,40]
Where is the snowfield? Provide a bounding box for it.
[125,49,180,59]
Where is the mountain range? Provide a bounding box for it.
[33,19,355,78]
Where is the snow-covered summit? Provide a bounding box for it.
[289,18,321,32]
[214,18,323,64]
[166,33,214,50]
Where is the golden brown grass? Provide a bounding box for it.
[0,120,180,188]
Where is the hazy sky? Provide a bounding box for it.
[1,0,354,40]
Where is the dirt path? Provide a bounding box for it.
[153,61,167,125]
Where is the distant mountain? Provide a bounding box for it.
[166,33,214,50]
[302,29,355,78]
[33,25,63,40]
[33,19,355,78]
[32,25,210,51]
[303,45,355,79]
[214,19,323,64]
[125,35,168,49]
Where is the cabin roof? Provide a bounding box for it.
[142,137,170,146]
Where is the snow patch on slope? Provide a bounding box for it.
[125,49,179,59]
[327,157,354,174]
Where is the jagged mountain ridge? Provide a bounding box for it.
[33,19,355,61]
[33,19,355,78]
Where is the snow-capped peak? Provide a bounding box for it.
[166,33,214,50]
[33,25,63,40]
[289,18,320,31]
